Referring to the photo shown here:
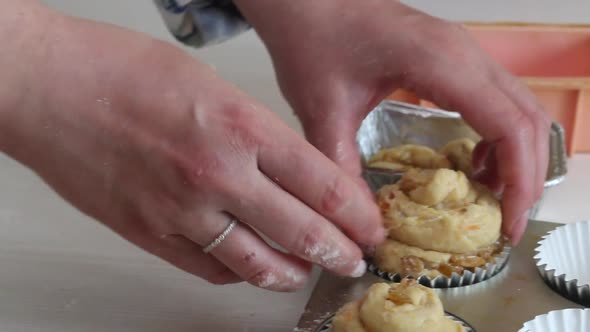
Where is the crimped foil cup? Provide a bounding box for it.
[518,309,590,332]
[314,311,476,332]
[534,221,590,307]
[357,100,568,220]
[356,101,566,189]
[367,244,511,288]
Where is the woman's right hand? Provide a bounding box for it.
[0,2,384,291]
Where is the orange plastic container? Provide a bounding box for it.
[387,23,590,155]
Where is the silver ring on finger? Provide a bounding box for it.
[202,218,238,254]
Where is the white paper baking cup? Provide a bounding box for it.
[518,309,590,332]
[367,244,511,288]
[534,221,590,306]
[315,311,475,332]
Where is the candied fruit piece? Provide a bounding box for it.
[387,286,414,305]
[400,255,425,275]
[450,255,487,268]
[478,249,494,261]
[438,263,464,278]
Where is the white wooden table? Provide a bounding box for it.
[1,1,589,331]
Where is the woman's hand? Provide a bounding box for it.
[0,2,384,291]
[236,0,551,244]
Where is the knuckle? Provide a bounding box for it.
[512,112,535,138]
[526,104,552,134]
[292,223,325,259]
[243,251,257,264]
[439,23,486,65]
[171,151,221,186]
[409,21,481,78]
[320,176,351,215]
[247,267,308,291]
[293,223,359,271]
[224,103,268,150]
[247,268,280,289]
[166,105,267,195]
[236,251,280,288]
[170,151,237,197]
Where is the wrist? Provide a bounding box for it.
[0,1,55,155]
[233,0,391,37]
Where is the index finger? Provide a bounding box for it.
[256,120,386,247]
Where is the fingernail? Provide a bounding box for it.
[472,163,484,175]
[507,211,526,233]
[508,212,529,245]
[511,225,525,246]
[511,234,521,246]
[350,260,367,278]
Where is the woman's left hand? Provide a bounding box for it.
[235,0,551,244]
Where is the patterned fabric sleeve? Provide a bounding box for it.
[154,0,250,47]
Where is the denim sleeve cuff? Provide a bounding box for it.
[154,0,250,47]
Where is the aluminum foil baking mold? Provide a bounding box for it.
[313,311,476,332]
[366,243,511,288]
[356,100,568,218]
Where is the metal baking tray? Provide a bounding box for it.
[294,220,583,332]
[356,101,568,218]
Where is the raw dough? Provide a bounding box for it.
[440,138,477,176]
[368,144,451,171]
[368,138,477,175]
[377,168,501,254]
[332,281,465,332]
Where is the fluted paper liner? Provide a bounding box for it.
[535,221,590,306]
[518,309,590,332]
[314,311,475,332]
